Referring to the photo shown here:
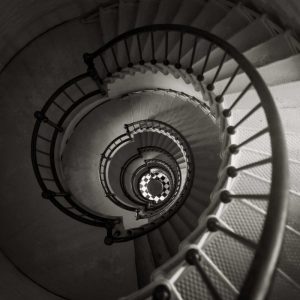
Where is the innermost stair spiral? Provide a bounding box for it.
[139,170,171,201]
[61,89,221,230]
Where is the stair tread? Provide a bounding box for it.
[99,5,118,44]
[159,222,181,256]
[168,213,191,241]
[147,229,171,267]
[205,32,297,84]
[179,0,231,65]
[134,235,156,288]
[177,205,199,230]
[197,15,276,73]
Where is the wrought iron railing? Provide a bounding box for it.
[99,119,194,229]
[32,24,288,299]
[31,73,121,228]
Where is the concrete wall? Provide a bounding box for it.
[0,251,63,300]
[0,0,106,71]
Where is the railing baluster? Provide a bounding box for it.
[164,31,169,65]
[200,249,239,295]
[207,217,257,249]
[124,39,133,67]
[175,32,184,69]
[36,149,50,156]
[42,177,55,182]
[216,66,240,103]
[37,163,51,169]
[223,83,252,117]
[99,53,112,76]
[63,90,75,103]
[207,52,227,91]
[219,190,269,203]
[151,31,156,64]
[236,157,272,172]
[230,193,269,200]
[231,103,262,130]
[74,82,85,96]
[137,34,144,65]
[229,128,269,153]
[198,42,213,81]
[37,135,51,143]
[111,47,121,71]
[187,35,198,73]
[186,249,223,300]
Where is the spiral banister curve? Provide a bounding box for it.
[31,24,288,300]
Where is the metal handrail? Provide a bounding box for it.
[82,24,288,299]
[99,133,140,212]
[99,119,194,227]
[32,23,288,300]
[31,73,121,229]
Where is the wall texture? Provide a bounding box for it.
[0,18,137,300]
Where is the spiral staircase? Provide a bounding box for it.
[1,0,300,299]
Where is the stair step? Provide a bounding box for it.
[118,0,138,35]
[206,31,298,86]
[184,196,207,217]
[213,53,300,98]
[177,205,199,230]
[278,224,300,286]
[99,5,118,44]
[168,213,191,241]
[179,0,232,66]
[159,222,181,256]
[191,4,254,75]
[147,229,171,267]
[221,200,264,243]
[189,185,212,203]
[197,15,276,73]
[226,199,300,286]
[99,5,119,74]
[211,3,254,39]
[134,235,156,288]
[151,0,182,24]
[173,0,207,25]
[191,0,232,31]
[140,0,183,62]
[134,0,160,28]
[155,0,206,63]
[203,231,254,289]
[241,148,300,195]
[117,0,139,66]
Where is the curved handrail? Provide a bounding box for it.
[99,119,194,225]
[31,73,121,229]
[83,24,288,299]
